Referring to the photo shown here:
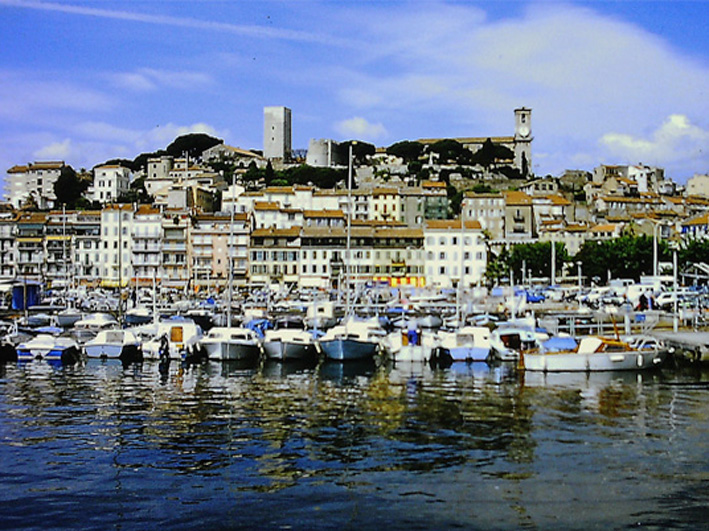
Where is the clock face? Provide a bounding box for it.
[518,125,530,138]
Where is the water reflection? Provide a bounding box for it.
[2,357,709,529]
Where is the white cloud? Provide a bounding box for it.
[335,117,387,141]
[320,3,709,178]
[600,114,709,169]
[33,138,73,160]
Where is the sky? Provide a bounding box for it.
[2,0,709,193]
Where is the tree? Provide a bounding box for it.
[575,235,664,282]
[386,140,424,162]
[508,241,569,281]
[446,185,463,217]
[427,139,465,164]
[53,166,88,208]
[166,133,222,160]
[485,245,511,286]
[338,140,375,164]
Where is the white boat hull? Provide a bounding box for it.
[522,349,669,372]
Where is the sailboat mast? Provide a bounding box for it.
[227,174,235,328]
[345,142,354,317]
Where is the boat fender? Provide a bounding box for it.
[636,354,643,368]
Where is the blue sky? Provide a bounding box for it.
[2,0,709,191]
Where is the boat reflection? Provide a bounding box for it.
[319,358,378,383]
[262,358,318,379]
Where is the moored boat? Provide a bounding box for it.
[318,317,385,362]
[263,316,318,362]
[201,326,262,361]
[142,317,204,361]
[437,325,491,362]
[84,329,142,362]
[16,334,82,364]
[521,335,669,372]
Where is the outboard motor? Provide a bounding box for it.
[0,342,17,363]
[429,346,453,369]
[158,335,170,376]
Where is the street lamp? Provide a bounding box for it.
[576,261,582,291]
[652,220,662,278]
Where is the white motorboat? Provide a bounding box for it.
[201,326,262,361]
[489,326,541,362]
[125,306,153,326]
[142,317,204,361]
[16,334,82,364]
[318,317,385,361]
[522,335,669,372]
[387,328,438,363]
[84,329,142,361]
[263,316,318,362]
[56,307,83,328]
[437,325,491,362]
[73,312,119,332]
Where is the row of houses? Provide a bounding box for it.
[0,205,488,291]
[3,189,709,293]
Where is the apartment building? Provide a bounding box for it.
[132,205,163,286]
[424,219,486,288]
[101,205,133,288]
[45,210,72,288]
[73,210,101,286]
[92,164,131,204]
[250,227,301,286]
[190,211,250,290]
[504,191,534,242]
[6,161,66,209]
[0,210,16,282]
[15,212,47,281]
[161,209,190,290]
[462,192,506,242]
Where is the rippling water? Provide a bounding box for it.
[1,358,709,530]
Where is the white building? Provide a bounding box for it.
[100,205,134,288]
[131,205,163,286]
[424,219,487,288]
[6,161,66,209]
[92,164,131,204]
[306,139,344,167]
[263,106,292,161]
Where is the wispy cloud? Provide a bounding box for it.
[0,70,114,119]
[0,0,347,46]
[110,68,214,92]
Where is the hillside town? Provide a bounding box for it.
[2,106,709,296]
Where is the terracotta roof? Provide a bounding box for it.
[591,223,619,233]
[683,213,709,226]
[253,201,280,211]
[304,209,345,218]
[504,190,532,206]
[425,219,482,230]
[251,226,302,238]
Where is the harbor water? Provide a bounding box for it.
[1,358,708,530]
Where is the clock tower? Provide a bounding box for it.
[514,107,532,177]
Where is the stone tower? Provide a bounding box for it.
[263,106,292,161]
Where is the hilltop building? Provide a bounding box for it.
[263,106,292,162]
[6,161,67,209]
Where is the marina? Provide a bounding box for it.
[2,355,709,529]
[2,280,709,528]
